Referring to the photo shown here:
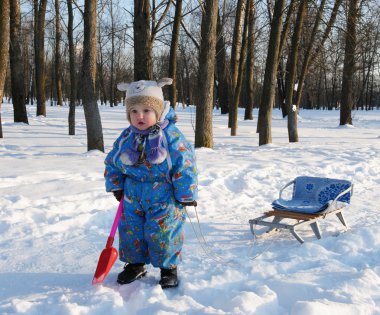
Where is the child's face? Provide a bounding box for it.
[129,104,157,130]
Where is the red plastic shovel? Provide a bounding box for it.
[92,197,123,285]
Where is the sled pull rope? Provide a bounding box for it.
[185,206,274,264]
[184,205,237,266]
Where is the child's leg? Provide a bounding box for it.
[144,197,186,269]
[118,198,150,264]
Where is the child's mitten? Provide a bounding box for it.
[113,190,123,202]
[179,200,197,207]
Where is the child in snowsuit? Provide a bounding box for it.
[104,78,198,289]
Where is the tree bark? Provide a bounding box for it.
[54,0,63,106]
[286,0,307,143]
[10,0,28,124]
[231,0,250,136]
[228,0,244,128]
[34,0,47,116]
[294,0,343,111]
[97,24,107,105]
[244,0,255,120]
[216,9,229,115]
[276,0,296,118]
[67,0,76,135]
[109,0,115,107]
[168,0,182,109]
[0,0,10,138]
[257,0,285,145]
[82,0,104,152]
[195,0,218,148]
[134,0,153,80]
[340,0,358,125]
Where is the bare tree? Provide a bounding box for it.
[82,0,104,152]
[216,8,229,115]
[54,0,63,106]
[10,0,28,123]
[134,0,153,80]
[228,0,245,129]
[231,0,250,136]
[257,0,285,145]
[133,0,172,81]
[244,0,255,120]
[0,0,10,138]
[195,0,218,148]
[34,0,47,116]
[67,0,76,135]
[168,0,182,108]
[97,19,108,105]
[109,0,116,107]
[294,0,343,111]
[285,0,307,143]
[340,0,359,125]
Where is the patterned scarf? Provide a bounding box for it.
[122,120,169,165]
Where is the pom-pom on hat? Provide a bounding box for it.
[117,78,173,121]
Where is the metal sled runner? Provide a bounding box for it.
[249,176,354,244]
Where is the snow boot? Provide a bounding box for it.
[159,267,178,289]
[117,263,147,285]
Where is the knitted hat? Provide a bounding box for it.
[117,78,173,121]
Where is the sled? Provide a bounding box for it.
[249,176,353,244]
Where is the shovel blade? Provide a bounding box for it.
[92,247,118,285]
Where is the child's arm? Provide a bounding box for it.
[166,127,198,203]
[104,130,129,193]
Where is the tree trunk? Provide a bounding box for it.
[168,0,182,109]
[340,0,358,125]
[54,0,63,106]
[109,0,115,107]
[97,24,107,105]
[0,0,10,138]
[216,9,229,115]
[228,0,245,128]
[34,0,47,116]
[286,0,307,143]
[10,0,28,124]
[276,0,296,118]
[244,0,255,120]
[67,0,76,135]
[231,0,250,136]
[195,0,218,148]
[134,0,153,80]
[257,0,285,145]
[294,0,343,111]
[82,0,104,152]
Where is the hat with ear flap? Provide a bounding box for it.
[117,78,173,121]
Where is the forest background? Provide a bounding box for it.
[0,0,379,150]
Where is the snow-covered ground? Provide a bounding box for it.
[1,102,379,315]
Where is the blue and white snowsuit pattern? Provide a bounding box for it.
[104,108,198,269]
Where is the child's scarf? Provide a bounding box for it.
[122,120,169,165]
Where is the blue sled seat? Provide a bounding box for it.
[272,176,353,214]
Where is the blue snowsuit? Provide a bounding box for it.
[104,108,198,269]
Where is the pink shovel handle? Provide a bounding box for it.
[110,196,123,238]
